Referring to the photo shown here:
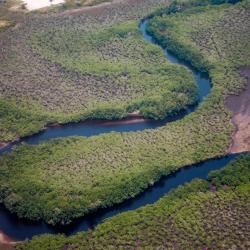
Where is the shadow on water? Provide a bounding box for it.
[0,20,217,240]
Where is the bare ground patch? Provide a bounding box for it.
[226,66,250,153]
[0,20,9,28]
[0,230,17,250]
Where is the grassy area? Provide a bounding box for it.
[62,0,112,9]
[0,20,13,32]
[17,154,250,249]
[0,0,249,225]
[0,98,50,142]
[0,0,18,33]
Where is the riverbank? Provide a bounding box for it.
[226,67,250,153]
[0,142,11,150]
[0,231,17,250]
[0,112,147,152]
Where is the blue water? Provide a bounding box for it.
[0,20,226,241]
[0,119,167,155]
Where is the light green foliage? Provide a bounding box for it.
[63,0,111,9]
[17,154,250,249]
[30,21,198,119]
[31,21,166,75]
[0,98,52,141]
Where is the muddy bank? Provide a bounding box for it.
[225,66,250,153]
[0,142,10,149]
[0,243,15,250]
[0,231,17,250]
[0,113,146,152]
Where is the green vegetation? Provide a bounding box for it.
[148,0,243,18]
[0,17,197,142]
[63,0,111,9]
[17,154,250,250]
[0,0,249,225]
[0,98,51,142]
[147,0,248,73]
[0,1,247,249]
[30,21,198,119]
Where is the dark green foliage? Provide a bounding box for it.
[0,98,51,141]
[17,154,250,250]
[208,154,250,187]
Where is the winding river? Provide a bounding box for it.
[0,21,211,156]
[0,20,239,241]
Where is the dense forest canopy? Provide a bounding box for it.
[0,0,249,249]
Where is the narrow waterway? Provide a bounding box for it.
[0,20,227,241]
